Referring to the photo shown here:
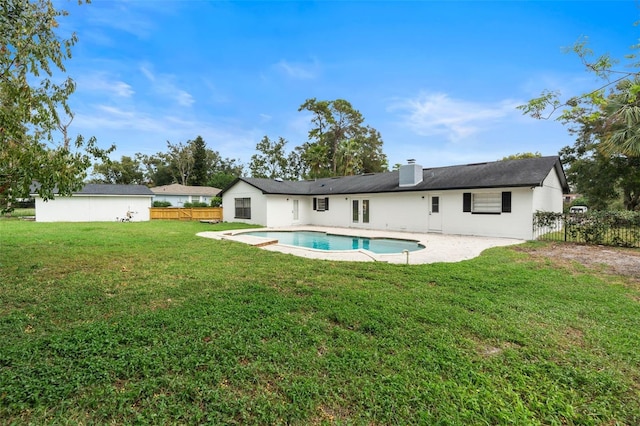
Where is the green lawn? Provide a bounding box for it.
[1,221,639,425]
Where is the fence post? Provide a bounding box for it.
[564,215,567,242]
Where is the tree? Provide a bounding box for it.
[249,136,291,179]
[519,37,640,157]
[138,138,243,189]
[164,141,194,185]
[90,156,144,185]
[207,155,243,189]
[138,152,173,186]
[501,152,542,161]
[0,0,111,212]
[188,136,208,186]
[297,98,388,178]
[558,87,640,211]
[520,36,640,210]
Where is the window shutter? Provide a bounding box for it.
[501,191,512,213]
[463,193,471,212]
[313,197,317,211]
[325,197,329,211]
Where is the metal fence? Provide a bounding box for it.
[533,211,640,248]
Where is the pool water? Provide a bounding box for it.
[242,231,423,254]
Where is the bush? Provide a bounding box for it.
[534,210,640,247]
[211,196,222,207]
[153,201,172,207]
[183,202,208,208]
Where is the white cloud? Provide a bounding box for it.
[76,73,134,98]
[389,92,521,142]
[139,64,195,107]
[259,113,272,123]
[274,59,318,80]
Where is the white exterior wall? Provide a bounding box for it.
[441,188,535,240]
[152,194,212,206]
[222,182,267,225]
[153,194,188,207]
[532,169,564,213]
[35,196,152,222]
[308,190,537,239]
[307,196,353,228]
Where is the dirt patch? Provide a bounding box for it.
[516,243,640,279]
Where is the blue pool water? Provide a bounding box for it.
[242,231,423,254]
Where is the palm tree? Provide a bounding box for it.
[602,79,640,157]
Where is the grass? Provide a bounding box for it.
[1,208,35,218]
[1,220,639,425]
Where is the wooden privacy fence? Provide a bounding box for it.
[150,207,223,221]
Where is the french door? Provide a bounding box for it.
[352,199,369,224]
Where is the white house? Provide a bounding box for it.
[33,184,154,222]
[150,183,221,206]
[220,156,569,240]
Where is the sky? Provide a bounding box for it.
[55,0,640,171]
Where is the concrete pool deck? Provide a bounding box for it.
[197,226,525,265]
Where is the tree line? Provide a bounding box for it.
[3,0,639,211]
[91,98,389,188]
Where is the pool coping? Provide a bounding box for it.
[197,225,525,265]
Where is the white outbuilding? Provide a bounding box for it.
[33,184,154,222]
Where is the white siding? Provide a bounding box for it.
[442,188,534,240]
[153,194,189,207]
[36,196,152,222]
[311,190,537,239]
[221,182,267,225]
[532,169,564,214]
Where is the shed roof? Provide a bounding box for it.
[222,156,569,196]
[30,183,154,197]
[150,183,221,196]
[74,184,155,196]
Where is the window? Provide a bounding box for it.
[473,193,501,213]
[313,197,329,212]
[501,192,512,213]
[234,197,251,219]
[463,192,512,214]
[431,196,439,213]
[362,200,369,223]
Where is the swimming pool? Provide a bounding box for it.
[241,230,424,254]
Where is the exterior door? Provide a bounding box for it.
[428,195,442,232]
[352,199,370,224]
[292,199,299,221]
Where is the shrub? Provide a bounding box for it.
[211,196,222,207]
[184,202,208,208]
[153,201,172,207]
[534,210,640,247]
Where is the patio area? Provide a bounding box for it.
[197,226,524,264]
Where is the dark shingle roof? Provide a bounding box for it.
[74,184,154,196]
[222,156,569,196]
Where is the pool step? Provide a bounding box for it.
[227,234,279,247]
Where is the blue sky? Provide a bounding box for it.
[58,0,639,171]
